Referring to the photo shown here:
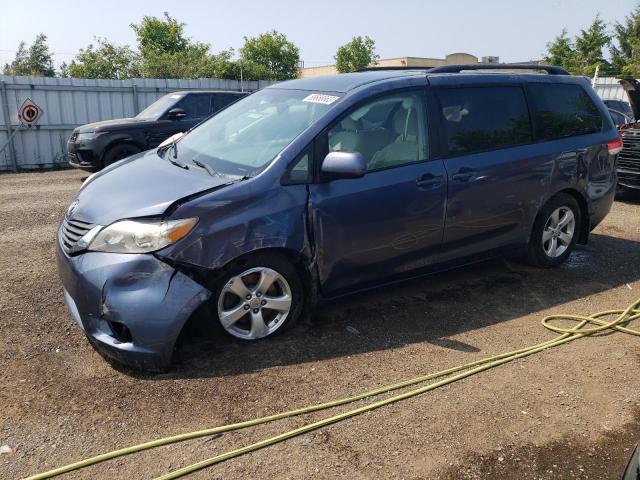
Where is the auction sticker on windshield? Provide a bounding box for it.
[303,93,340,105]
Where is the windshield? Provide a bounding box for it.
[137,93,183,120]
[174,89,340,177]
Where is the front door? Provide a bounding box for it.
[309,90,447,297]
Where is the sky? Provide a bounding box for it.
[0,0,637,69]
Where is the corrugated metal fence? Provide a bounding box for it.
[0,76,274,172]
[593,76,626,101]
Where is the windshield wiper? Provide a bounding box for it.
[167,156,189,169]
[191,158,222,177]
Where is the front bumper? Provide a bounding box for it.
[67,138,101,172]
[56,232,211,370]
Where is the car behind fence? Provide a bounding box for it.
[0,75,274,172]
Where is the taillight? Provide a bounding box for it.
[608,135,623,155]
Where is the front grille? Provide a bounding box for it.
[60,217,94,253]
[619,130,640,173]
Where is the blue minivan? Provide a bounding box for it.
[56,64,622,370]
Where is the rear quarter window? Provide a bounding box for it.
[529,83,603,141]
[436,86,532,156]
[176,94,211,119]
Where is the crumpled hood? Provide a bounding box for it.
[619,79,640,121]
[76,118,150,133]
[70,150,231,226]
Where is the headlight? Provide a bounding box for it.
[76,132,96,142]
[88,217,198,254]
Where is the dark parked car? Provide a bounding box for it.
[67,90,248,171]
[609,108,633,128]
[57,64,620,370]
[604,99,635,121]
[615,80,640,194]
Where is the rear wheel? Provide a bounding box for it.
[211,254,304,340]
[526,193,581,268]
[102,143,141,168]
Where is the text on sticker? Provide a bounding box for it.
[303,94,340,105]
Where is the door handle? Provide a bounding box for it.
[452,167,477,183]
[416,173,443,189]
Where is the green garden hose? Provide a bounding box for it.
[25,297,640,480]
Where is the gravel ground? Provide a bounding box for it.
[1,169,640,480]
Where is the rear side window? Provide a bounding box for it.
[529,83,602,141]
[436,86,532,156]
[175,94,211,119]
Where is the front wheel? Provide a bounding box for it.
[212,254,304,340]
[102,143,141,168]
[526,193,581,268]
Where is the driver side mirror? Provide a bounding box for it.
[321,151,366,181]
[167,108,187,120]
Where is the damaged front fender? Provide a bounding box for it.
[160,178,313,278]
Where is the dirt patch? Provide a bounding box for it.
[1,170,640,480]
[441,408,640,479]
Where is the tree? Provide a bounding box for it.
[130,12,238,79]
[240,30,300,80]
[544,29,577,72]
[3,34,55,77]
[61,38,140,79]
[131,12,189,56]
[544,17,612,76]
[334,36,379,73]
[611,5,640,76]
[574,15,611,75]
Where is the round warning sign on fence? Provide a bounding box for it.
[18,98,43,127]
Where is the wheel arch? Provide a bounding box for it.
[175,246,314,342]
[532,188,589,245]
[555,188,590,244]
[100,138,145,165]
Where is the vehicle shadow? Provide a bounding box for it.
[132,233,640,380]
[616,188,640,204]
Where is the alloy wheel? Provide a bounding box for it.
[542,206,575,258]
[217,267,292,340]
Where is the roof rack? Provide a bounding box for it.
[427,63,569,75]
[358,63,569,75]
[359,66,434,71]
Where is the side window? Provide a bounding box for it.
[284,148,311,184]
[529,83,603,140]
[175,94,211,119]
[436,86,532,156]
[213,93,243,113]
[282,142,313,185]
[327,91,428,171]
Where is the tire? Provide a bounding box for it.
[209,253,304,341]
[526,193,581,268]
[102,143,141,168]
